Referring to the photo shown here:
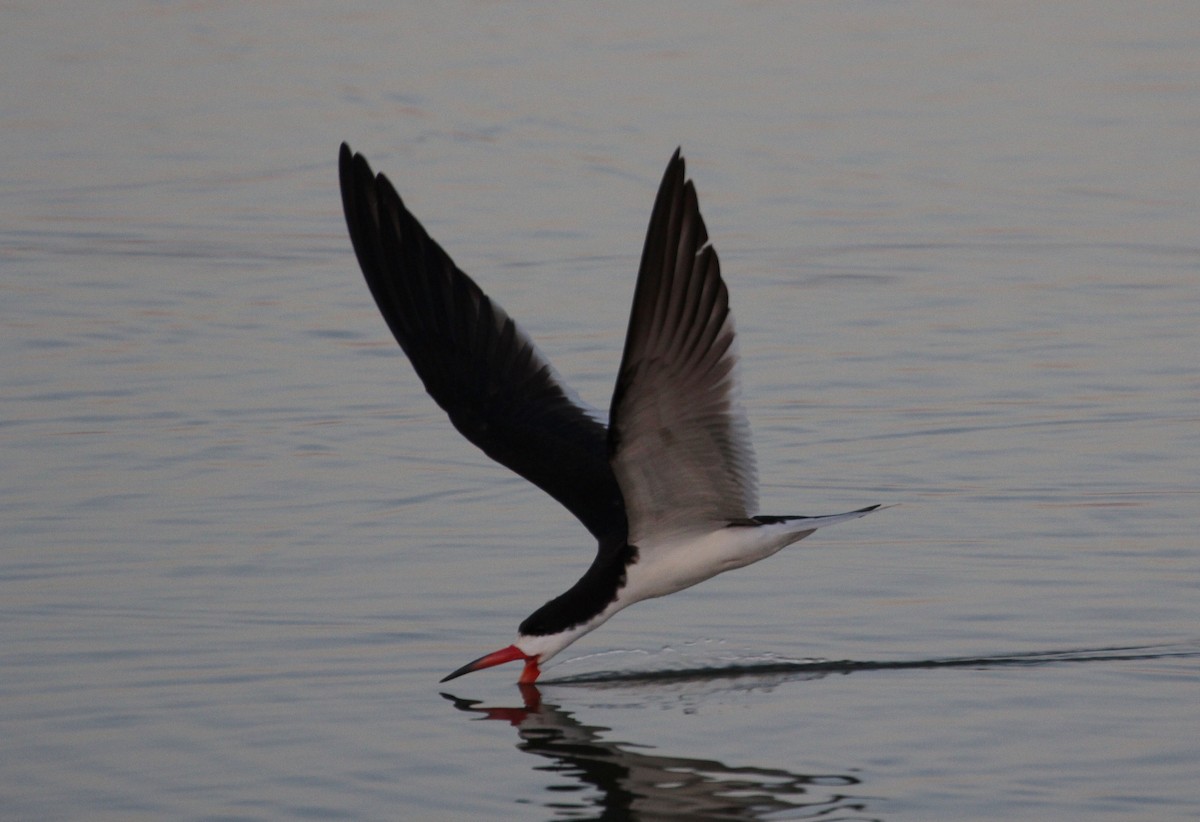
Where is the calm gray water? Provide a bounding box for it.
[3,3,1199,820]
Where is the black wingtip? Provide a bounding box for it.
[668,146,685,177]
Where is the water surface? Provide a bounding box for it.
[2,3,1199,820]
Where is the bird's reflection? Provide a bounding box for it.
[442,685,879,821]
[441,641,1200,819]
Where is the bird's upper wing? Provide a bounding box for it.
[608,150,757,544]
[339,144,626,544]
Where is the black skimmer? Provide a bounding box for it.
[338,144,879,684]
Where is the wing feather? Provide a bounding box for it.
[339,144,626,544]
[609,151,757,543]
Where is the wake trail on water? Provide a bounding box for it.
[542,640,1200,686]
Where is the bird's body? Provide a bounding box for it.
[338,144,878,683]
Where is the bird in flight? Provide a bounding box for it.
[338,144,878,684]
